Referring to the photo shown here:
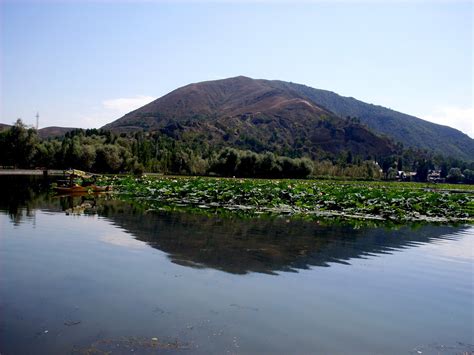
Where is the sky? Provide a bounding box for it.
[1,0,473,137]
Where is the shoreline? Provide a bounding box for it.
[0,169,65,176]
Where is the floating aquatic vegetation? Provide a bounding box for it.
[107,176,474,223]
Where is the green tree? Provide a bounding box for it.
[1,120,38,168]
[463,169,474,184]
[446,168,464,183]
[211,148,240,176]
[386,167,398,180]
[94,145,123,172]
[415,159,431,182]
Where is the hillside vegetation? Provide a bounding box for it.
[104,76,474,161]
[103,76,396,161]
[281,81,474,161]
[1,120,473,184]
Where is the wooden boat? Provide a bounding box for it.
[53,169,112,194]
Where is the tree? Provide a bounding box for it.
[446,168,464,183]
[1,119,38,168]
[397,157,403,171]
[415,159,431,182]
[211,148,240,176]
[386,167,398,180]
[463,169,474,184]
[236,150,258,177]
[256,152,281,177]
[94,145,123,172]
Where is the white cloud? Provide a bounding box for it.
[421,106,474,138]
[102,95,155,116]
[75,112,116,129]
[69,95,155,129]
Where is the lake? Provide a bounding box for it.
[0,175,473,354]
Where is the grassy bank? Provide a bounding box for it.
[106,175,474,223]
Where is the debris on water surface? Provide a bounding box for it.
[233,336,240,349]
[64,321,81,326]
[152,306,166,314]
[71,336,190,354]
[411,342,474,355]
[229,303,259,312]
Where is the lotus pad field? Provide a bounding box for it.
[109,176,474,223]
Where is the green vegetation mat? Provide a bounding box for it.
[107,176,474,223]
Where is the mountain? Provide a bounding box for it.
[277,82,474,161]
[104,76,474,161]
[0,123,75,138]
[103,76,395,159]
[37,126,76,139]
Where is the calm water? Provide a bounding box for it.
[0,176,473,354]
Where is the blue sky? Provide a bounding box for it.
[1,1,472,137]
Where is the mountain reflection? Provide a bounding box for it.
[98,202,465,274]
[0,175,468,275]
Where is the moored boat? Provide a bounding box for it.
[53,169,112,194]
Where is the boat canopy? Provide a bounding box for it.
[64,169,94,178]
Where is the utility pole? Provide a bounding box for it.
[36,112,39,130]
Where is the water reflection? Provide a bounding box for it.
[0,175,469,275]
[100,203,467,274]
[0,175,51,225]
[1,175,473,355]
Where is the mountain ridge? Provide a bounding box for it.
[272,79,473,160]
[103,76,473,161]
[2,77,472,161]
[103,76,396,159]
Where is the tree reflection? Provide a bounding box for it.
[0,175,468,275]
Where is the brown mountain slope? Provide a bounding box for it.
[272,80,474,161]
[104,76,328,129]
[38,126,76,139]
[0,123,75,138]
[103,76,395,159]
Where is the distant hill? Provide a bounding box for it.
[38,126,76,139]
[103,76,473,161]
[103,76,395,159]
[0,123,75,138]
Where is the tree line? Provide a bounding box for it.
[0,119,473,182]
